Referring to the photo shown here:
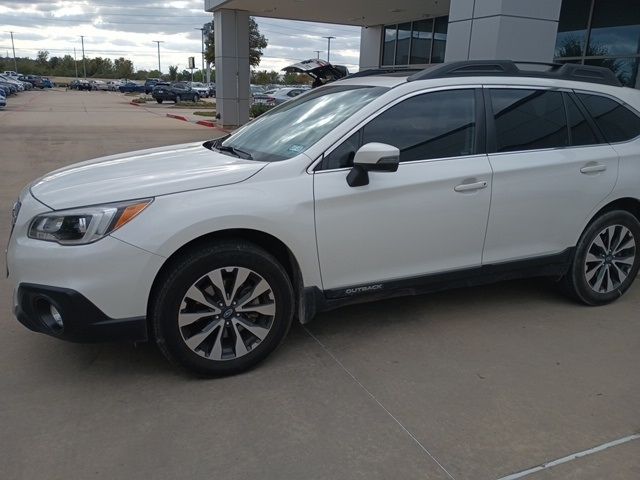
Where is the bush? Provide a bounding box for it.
[250,103,273,118]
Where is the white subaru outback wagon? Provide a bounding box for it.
[7,61,640,376]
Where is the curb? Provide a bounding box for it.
[166,113,188,122]
[126,101,231,133]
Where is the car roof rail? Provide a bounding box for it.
[346,67,423,79]
[407,60,622,87]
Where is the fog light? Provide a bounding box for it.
[50,304,63,328]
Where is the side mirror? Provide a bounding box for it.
[347,143,400,187]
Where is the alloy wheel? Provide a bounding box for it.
[584,224,636,293]
[178,267,276,360]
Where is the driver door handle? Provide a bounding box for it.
[454,181,488,193]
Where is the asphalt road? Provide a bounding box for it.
[1,90,639,480]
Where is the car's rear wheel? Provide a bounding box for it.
[193,94,200,102]
[152,241,294,376]
[175,94,181,103]
[156,99,163,104]
[560,210,640,305]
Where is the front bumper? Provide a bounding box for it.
[15,283,147,343]
[7,191,166,341]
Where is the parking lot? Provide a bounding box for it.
[1,89,639,480]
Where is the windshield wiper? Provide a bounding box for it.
[216,145,253,160]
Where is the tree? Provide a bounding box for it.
[252,70,280,85]
[36,50,49,65]
[114,57,134,79]
[204,17,267,68]
[168,65,178,81]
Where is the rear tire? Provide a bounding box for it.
[193,94,200,102]
[175,95,181,103]
[156,99,163,104]
[152,240,294,376]
[560,210,640,305]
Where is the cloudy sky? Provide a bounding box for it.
[0,0,361,73]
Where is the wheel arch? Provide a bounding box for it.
[147,228,305,334]
[584,197,640,233]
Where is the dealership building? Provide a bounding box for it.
[204,0,640,127]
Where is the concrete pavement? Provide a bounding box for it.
[1,89,639,480]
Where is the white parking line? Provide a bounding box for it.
[496,434,640,480]
[303,326,457,480]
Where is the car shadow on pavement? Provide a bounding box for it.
[32,277,565,380]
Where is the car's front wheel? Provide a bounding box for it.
[175,95,181,103]
[152,241,294,376]
[156,99,163,104]
[561,210,640,305]
[193,94,200,102]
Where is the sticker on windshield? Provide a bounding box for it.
[287,144,305,154]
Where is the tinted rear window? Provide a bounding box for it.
[491,89,569,153]
[577,93,640,143]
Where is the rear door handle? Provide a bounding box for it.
[454,181,488,193]
[580,164,607,174]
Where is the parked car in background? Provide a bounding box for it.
[250,84,265,96]
[264,87,308,105]
[144,78,161,94]
[0,81,17,95]
[0,74,24,91]
[0,90,6,109]
[91,80,109,91]
[207,83,216,97]
[151,82,201,103]
[70,80,92,91]
[14,77,32,90]
[188,82,209,98]
[107,80,125,91]
[119,82,145,93]
[41,78,53,88]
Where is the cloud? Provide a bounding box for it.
[0,1,362,71]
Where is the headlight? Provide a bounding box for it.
[28,199,152,245]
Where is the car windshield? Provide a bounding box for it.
[221,84,388,162]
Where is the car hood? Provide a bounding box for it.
[30,142,268,210]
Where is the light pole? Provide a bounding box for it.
[195,28,205,81]
[80,35,86,78]
[322,36,336,63]
[73,47,78,79]
[314,50,321,59]
[9,31,17,72]
[153,40,164,74]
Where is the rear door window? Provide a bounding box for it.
[490,89,569,152]
[577,93,640,143]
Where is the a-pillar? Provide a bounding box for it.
[214,8,250,128]
[445,0,562,62]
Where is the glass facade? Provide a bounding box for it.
[555,0,640,88]
[382,16,449,67]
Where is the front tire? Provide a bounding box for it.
[152,241,294,376]
[156,99,163,104]
[561,210,640,305]
[175,95,181,103]
[193,94,200,102]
